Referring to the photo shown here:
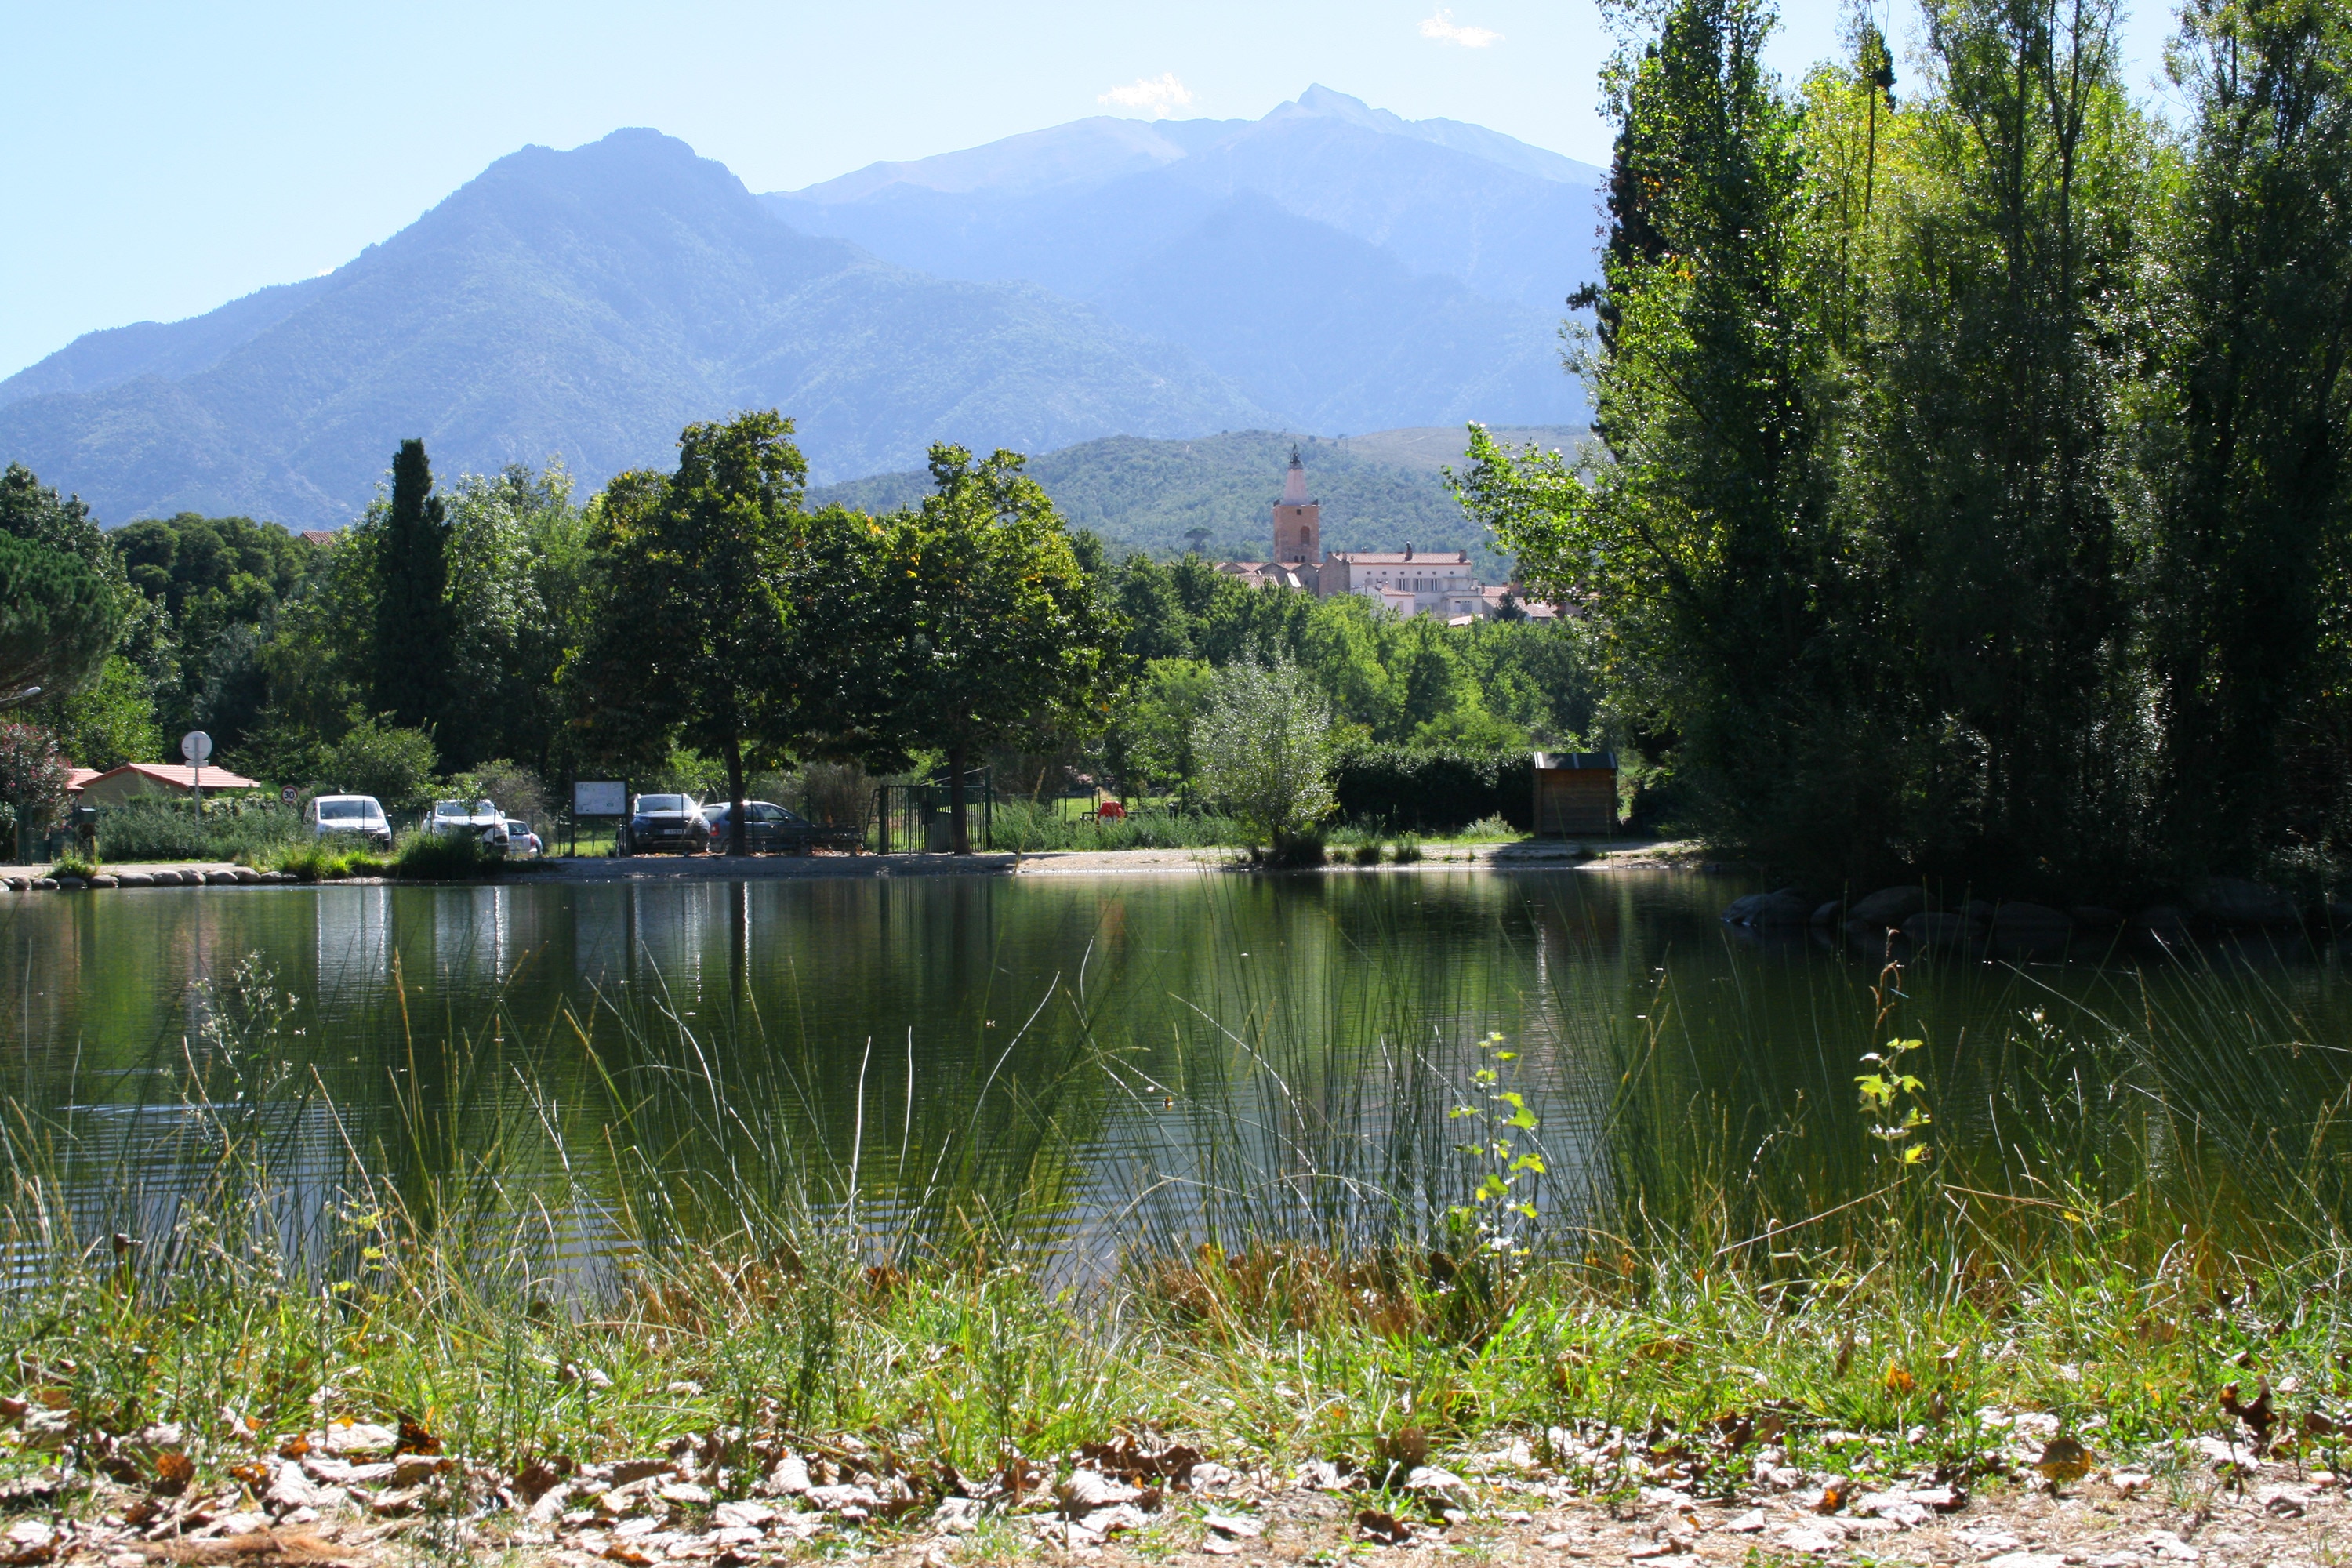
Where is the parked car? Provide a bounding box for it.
[308,794,393,851]
[700,799,842,855]
[428,797,509,855]
[504,819,542,858]
[617,794,709,855]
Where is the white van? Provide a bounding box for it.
[308,794,393,851]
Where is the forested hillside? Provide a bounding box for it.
[811,425,1582,565]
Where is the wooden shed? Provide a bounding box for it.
[1532,751,1618,837]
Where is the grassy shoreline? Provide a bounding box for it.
[0,917,2343,1554]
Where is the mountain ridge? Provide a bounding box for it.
[0,130,1272,524]
[2,89,1596,528]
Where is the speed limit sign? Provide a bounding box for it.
[280,785,299,805]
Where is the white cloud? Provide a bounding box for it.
[1419,7,1504,46]
[1098,72,1196,118]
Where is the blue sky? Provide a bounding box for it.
[2,1,2180,381]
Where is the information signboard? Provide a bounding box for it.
[573,781,627,818]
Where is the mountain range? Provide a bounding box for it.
[0,89,1600,528]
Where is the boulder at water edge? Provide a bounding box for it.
[2187,877,2298,926]
[1850,887,1928,927]
[1904,911,1984,948]
[1811,901,1844,925]
[1990,902,2074,956]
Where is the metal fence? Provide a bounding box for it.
[871,771,993,854]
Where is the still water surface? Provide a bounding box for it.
[2,870,2347,1261]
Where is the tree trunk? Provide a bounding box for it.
[723,731,748,857]
[948,741,971,855]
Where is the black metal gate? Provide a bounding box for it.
[871,771,993,854]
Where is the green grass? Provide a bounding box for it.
[244,828,505,880]
[988,797,1246,851]
[0,920,2344,1524]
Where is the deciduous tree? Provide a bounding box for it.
[877,446,1123,853]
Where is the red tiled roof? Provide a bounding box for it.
[1326,551,1472,564]
[82,761,263,791]
[64,768,103,793]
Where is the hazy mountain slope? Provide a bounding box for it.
[1089,195,1570,430]
[767,86,1598,432]
[810,428,1566,567]
[774,87,1604,314]
[0,277,336,402]
[0,131,1269,525]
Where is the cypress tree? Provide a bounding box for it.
[372,439,454,737]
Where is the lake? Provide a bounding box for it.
[2,869,2347,1276]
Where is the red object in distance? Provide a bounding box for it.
[1097,800,1127,820]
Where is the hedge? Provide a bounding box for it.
[1332,746,1534,833]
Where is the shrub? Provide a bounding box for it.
[0,722,68,855]
[96,797,303,862]
[1390,837,1425,864]
[1465,813,1520,841]
[1192,658,1338,850]
[1333,746,1535,833]
[323,718,440,812]
[390,829,498,880]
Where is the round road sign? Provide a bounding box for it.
[180,731,213,765]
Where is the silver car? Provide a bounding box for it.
[430,798,510,855]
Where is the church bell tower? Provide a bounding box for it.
[1272,445,1319,566]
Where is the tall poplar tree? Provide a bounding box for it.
[372,439,455,739]
[2147,0,2352,874]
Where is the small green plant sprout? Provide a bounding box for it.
[1446,1031,1546,1254]
[1856,1035,1933,1166]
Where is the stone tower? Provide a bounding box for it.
[1272,445,1319,565]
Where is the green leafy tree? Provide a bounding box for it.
[1464,0,1838,866]
[0,532,120,710]
[1,466,156,750]
[324,717,441,812]
[1192,655,1340,851]
[1101,657,1217,793]
[441,463,590,773]
[568,412,811,855]
[372,440,456,741]
[42,655,163,769]
[111,512,315,743]
[878,446,1123,854]
[2145,0,2352,873]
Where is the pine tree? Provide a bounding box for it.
[372,439,454,739]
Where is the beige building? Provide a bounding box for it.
[1211,448,1555,621]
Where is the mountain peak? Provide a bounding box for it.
[1269,85,1599,187]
